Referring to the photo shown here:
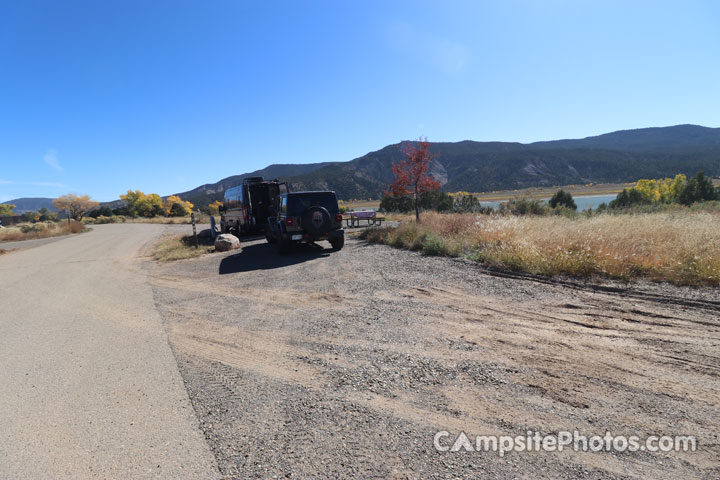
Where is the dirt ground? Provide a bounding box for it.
[148,232,720,479]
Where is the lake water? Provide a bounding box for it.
[480,194,618,212]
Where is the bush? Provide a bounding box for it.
[380,195,414,213]
[112,206,131,216]
[88,206,114,218]
[85,215,128,224]
[419,190,453,212]
[421,233,449,256]
[549,189,577,210]
[453,195,493,214]
[22,211,40,223]
[677,171,718,205]
[20,223,47,233]
[499,198,548,215]
[38,207,57,222]
[169,201,192,217]
[67,220,85,233]
[380,190,453,213]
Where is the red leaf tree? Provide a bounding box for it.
[387,137,441,221]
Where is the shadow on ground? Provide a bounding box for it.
[219,241,331,274]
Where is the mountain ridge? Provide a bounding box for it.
[5,125,719,209]
[175,124,720,203]
[1,197,57,213]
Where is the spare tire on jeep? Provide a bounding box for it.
[302,206,331,236]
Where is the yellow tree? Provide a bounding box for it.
[52,194,99,220]
[206,200,223,215]
[120,190,165,217]
[0,204,15,215]
[140,193,165,217]
[120,190,145,216]
[164,195,194,216]
[634,179,661,203]
[658,174,687,203]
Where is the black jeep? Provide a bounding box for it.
[266,191,344,253]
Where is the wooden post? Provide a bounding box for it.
[191,212,199,249]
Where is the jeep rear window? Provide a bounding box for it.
[286,193,339,215]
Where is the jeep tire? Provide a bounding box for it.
[265,229,276,244]
[330,236,344,251]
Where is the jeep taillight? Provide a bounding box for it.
[243,206,248,220]
[335,214,342,223]
[286,218,294,226]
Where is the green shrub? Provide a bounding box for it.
[677,171,718,205]
[421,233,448,256]
[20,223,47,233]
[452,194,493,213]
[499,198,548,215]
[88,215,128,224]
[379,190,453,213]
[549,189,577,210]
[380,195,414,213]
[419,190,453,212]
[88,206,114,218]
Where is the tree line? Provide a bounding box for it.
[606,172,718,209]
[380,138,718,218]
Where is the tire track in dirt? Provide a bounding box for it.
[150,238,720,479]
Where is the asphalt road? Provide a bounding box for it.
[0,234,71,251]
[0,224,218,479]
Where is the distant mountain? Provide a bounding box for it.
[533,124,720,152]
[2,197,56,213]
[173,124,720,203]
[174,162,339,206]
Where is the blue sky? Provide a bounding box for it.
[1,0,718,202]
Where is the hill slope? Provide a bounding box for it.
[174,162,338,206]
[2,197,56,213]
[179,124,720,202]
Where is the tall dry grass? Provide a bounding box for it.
[360,212,720,285]
[82,215,209,225]
[0,220,86,242]
[153,234,213,262]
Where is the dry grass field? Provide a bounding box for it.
[153,233,214,262]
[83,214,212,225]
[361,211,720,285]
[0,220,86,243]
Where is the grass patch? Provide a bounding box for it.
[0,220,87,243]
[153,234,214,262]
[84,214,212,225]
[359,211,720,286]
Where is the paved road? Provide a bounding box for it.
[0,234,73,251]
[0,224,219,479]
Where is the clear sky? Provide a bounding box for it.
[1,0,718,202]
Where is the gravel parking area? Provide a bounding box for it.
[148,234,720,479]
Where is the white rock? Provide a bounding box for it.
[214,234,241,252]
